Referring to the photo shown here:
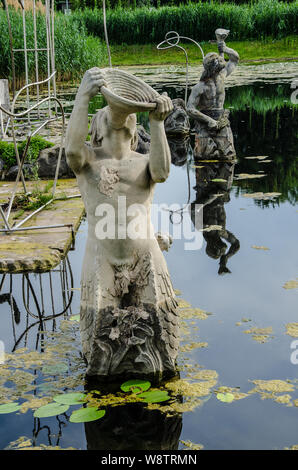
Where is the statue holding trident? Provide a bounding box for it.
[65,67,180,381]
[187,29,239,160]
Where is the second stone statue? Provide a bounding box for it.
[65,67,179,382]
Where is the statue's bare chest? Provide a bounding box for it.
[82,156,150,200]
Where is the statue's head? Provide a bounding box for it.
[201,52,226,79]
[90,106,138,150]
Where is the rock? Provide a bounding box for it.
[165,98,190,136]
[37,145,75,178]
[5,163,35,180]
[136,125,151,154]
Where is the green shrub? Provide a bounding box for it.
[0,136,53,168]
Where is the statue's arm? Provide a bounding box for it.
[148,94,173,183]
[218,42,239,77]
[186,83,217,129]
[65,68,106,173]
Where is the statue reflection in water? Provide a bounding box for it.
[84,397,182,451]
[190,162,240,274]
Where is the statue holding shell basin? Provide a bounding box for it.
[65,67,179,382]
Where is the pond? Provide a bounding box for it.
[0,64,297,450]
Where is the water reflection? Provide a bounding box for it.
[191,162,240,274]
[84,401,182,451]
[137,83,297,206]
[0,256,74,352]
[167,136,190,167]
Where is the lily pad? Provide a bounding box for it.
[0,402,21,414]
[33,402,69,418]
[69,314,80,322]
[216,392,234,403]
[69,407,105,423]
[120,379,151,394]
[53,392,87,405]
[138,390,171,403]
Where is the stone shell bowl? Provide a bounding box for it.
[100,68,160,113]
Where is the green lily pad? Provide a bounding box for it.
[216,392,234,403]
[53,392,87,405]
[120,379,151,394]
[42,363,68,375]
[138,390,170,403]
[34,403,70,418]
[69,314,80,322]
[0,402,21,414]
[69,407,106,423]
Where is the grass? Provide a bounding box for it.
[110,36,298,66]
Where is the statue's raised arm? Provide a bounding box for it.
[148,93,173,182]
[65,68,107,174]
[218,41,239,77]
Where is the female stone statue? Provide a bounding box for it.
[65,67,179,381]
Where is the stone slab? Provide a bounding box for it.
[0,179,85,273]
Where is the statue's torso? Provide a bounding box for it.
[77,148,156,264]
[199,72,226,112]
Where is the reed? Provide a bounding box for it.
[70,0,298,44]
[0,7,108,82]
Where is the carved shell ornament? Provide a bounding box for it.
[100,68,160,114]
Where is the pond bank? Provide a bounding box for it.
[110,37,298,67]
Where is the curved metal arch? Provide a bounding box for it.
[157,31,205,104]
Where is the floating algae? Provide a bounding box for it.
[179,307,210,321]
[283,280,298,290]
[6,436,76,451]
[242,192,281,200]
[251,245,270,251]
[180,440,204,450]
[235,173,266,180]
[180,342,208,352]
[243,326,274,343]
[215,386,249,401]
[248,379,294,405]
[285,323,298,337]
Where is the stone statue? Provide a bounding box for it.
[65,67,179,381]
[164,98,190,136]
[187,29,239,160]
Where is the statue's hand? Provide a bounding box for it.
[150,93,173,122]
[217,40,225,54]
[78,67,107,99]
[207,118,218,130]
